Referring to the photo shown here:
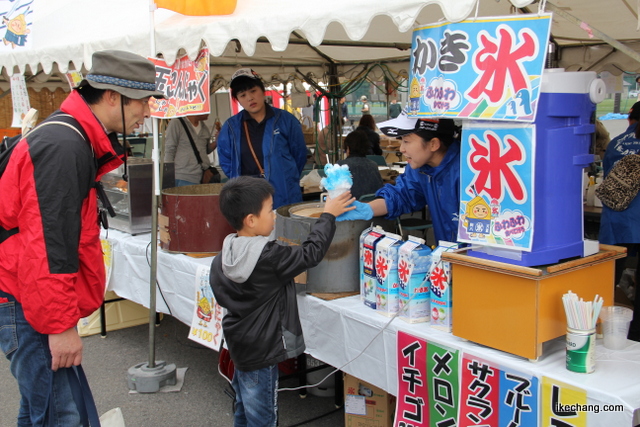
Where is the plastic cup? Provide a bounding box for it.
[599,306,633,350]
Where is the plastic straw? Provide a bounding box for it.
[562,291,603,330]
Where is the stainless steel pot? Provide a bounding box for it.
[276,202,369,293]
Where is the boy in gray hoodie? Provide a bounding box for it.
[209,176,354,427]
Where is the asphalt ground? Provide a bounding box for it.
[0,315,344,427]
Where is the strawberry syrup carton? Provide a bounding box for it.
[429,241,457,332]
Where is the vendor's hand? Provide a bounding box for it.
[324,192,356,218]
[336,201,374,222]
[202,168,216,184]
[49,327,83,371]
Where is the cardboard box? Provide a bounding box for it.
[77,291,152,337]
[344,373,396,427]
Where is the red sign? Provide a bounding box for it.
[150,48,210,118]
[395,331,429,427]
[460,354,500,426]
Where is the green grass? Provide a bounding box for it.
[596,97,636,118]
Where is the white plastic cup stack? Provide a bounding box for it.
[599,306,633,350]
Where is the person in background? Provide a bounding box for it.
[164,113,219,186]
[594,119,610,161]
[340,96,350,126]
[356,114,382,155]
[360,95,370,115]
[283,94,302,120]
[337,130,384,199]
[217,68,308,208]
[389,98,402,119]
[599,101,640,342]
[338,111,461,244]
[0,49,163,426]
[209,176,354,427]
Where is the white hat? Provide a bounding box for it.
[378,110,455,137]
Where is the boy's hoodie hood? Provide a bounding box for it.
[221,233,270,282]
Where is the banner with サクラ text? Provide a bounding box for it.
[458,121,535,251]
[189,265,224,351]
[150,47,210,118]
[409,13,551,122]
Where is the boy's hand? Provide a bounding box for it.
[324,192,356,218]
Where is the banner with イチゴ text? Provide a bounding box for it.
[1,0,33,51]
[427,341,459,427]
[150,47,210,119]
[458,122,535,251]
[189,265,224,351]
[10,73,30,128]
[395,331,429,427]
[541,377,587,427]
[409,14,551,122]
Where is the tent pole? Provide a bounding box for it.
[126,0,177,393]
[546,2,640,65]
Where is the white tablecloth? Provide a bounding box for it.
[103,229,640,426]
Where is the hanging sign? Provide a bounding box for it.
[409,14,551,122]
[458,122,535,251]
[65,71,84,90]
[1,0,33,50]
[10,73,29,128]
[189,265,224,351]
[150,47,210,118]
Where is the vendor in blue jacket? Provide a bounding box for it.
[348,111,461,244]
[218,68,308,208]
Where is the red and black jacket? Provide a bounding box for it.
[0,90,124,334]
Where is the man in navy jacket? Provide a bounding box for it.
[218,68,307,208]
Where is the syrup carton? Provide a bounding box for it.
[429,241,458,332]
[397,235,432,323]
[374,233,403,317]
[359,226,373,301]
[361,226,386,309]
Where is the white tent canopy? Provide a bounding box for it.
[1,0,639,88]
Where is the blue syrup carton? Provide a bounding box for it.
[398,235,433,323]
[374,233,403,317]
[361,226,386,309]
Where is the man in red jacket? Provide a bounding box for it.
[0,50,163,426]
